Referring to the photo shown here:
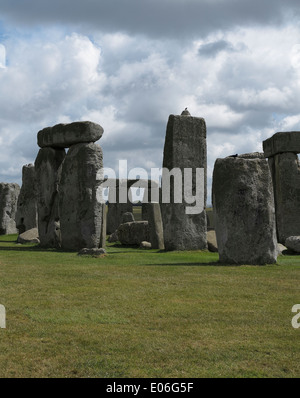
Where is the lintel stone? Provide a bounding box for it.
[263,131,300,158]
[37,121,103,148]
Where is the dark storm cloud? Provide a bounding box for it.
[198,40,236,57]
[1,0,300,38]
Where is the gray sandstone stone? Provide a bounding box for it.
[35,147,66,248]
[160,114,207,251]
[59,142,104,251]
[16,164,38,234]
[263,131,300,158]
[207,230,218,253]
[212,157,277,264]
[0,183,20,235]
[37,121,103,148]
[142,202,164,250]
[267,152,300,243]
[117,221,149,246]
[108,230,119,243]
[122,212,135,223]
[285,236,300,253]
[17,228,39,244]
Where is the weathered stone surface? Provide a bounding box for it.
[37,121,103,148]
[207,230,218,253]
[59,142,104,251]
[17,228,39,244]
[212,157,277,264]
[122,212,135,223]
[117,221,149,245]
[142,202,164,250]
[108,230,119,243]
[35,147,66,247]
[238,152,265,159]
[100,202,107,249]
[263,131,300,158]
[160,114,207,251]
[78,247,106,256]
[285,236,300,253]
[16,164,38,234]
[106,179,159,234]
[267,152,300,243]
[106,180,133,234]
[0,183,20,235]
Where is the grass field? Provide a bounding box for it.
[0,234,299,378]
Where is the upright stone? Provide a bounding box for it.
[16,164,38,234]
[35,147,66,247]
[269,152,300,242]
[160,112,207,251]
[100,202,107,249]
[59,142,104,251]
[0,183,20,235]
[263,131,300,243]
[142,202,164,250]
[212,156,277,264]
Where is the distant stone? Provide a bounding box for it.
[140,241,152,249]
[0,183,20,235]
[37,121,103,148]
[108,230,119,243]
[78,248,106,256]
[142,202,164,250]
[117,221,149,246]
[121,212,135,223]
[285,236,300,253]
[17,228,39,244]
[16,164,38,234]
[207,230,218,252]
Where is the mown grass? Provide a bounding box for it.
[0,234,299,378]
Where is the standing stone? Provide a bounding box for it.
[100,202,107,249]
[0,183,20,235]
[160,113,207,251]
[142,202,164,250]
[263,131,300,243]
[15,164,38,234]
[59,142,104,251]
[212,156,277,264]
[268,152,300,243]
[117,221,149,245]
[35,147,66,247]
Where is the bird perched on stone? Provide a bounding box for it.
[229,154,238,158]
[181,107,191,116]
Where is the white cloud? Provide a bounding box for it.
[0,5,300,205]
[0,44,6,68]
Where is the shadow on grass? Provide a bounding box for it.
[0,244,76,254]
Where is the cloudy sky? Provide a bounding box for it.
[1,0,300,204]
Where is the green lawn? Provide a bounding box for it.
[0,234,299,378]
